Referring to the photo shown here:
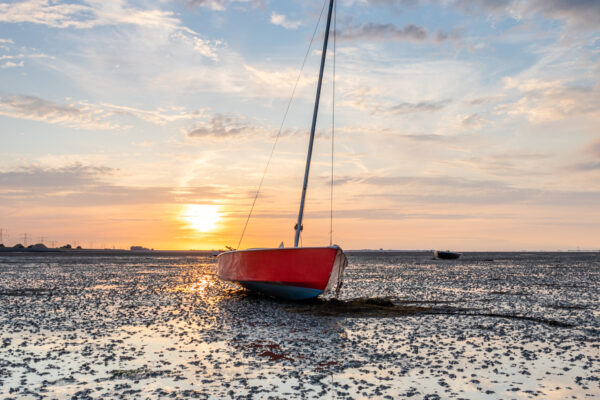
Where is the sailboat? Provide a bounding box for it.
[217,0,347,300]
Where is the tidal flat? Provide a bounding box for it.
[0,251,598,399]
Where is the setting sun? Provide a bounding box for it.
[181,204,221,233]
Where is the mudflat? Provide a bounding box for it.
[1,251,598,399]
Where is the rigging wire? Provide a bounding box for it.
[236,0,329,250]
[329,0,336,246]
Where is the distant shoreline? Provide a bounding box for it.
[0,248,216,256]
[0,248,597,256]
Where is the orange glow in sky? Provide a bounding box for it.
[1,1,599,251]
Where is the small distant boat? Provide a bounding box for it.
[434,250,461,260]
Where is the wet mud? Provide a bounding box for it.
[0,251,598,399]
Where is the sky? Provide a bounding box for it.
[0,0,599,251]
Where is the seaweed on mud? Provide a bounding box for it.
[109,368,171,380]
[286,297,576,327]
[285,297,464,317]
[0,288,52,296]
[546,302,588,310]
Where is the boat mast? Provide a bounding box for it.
[294,0,335,248]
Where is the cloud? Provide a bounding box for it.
[585,137,600,157]
[337,23,428,42]
[0,0,192,32]
[497,79,600,123]
[333,174,600,206]
[456,153,553,177]
[0,1,223,64]
[270,12,302,30]
[0,38,54,69]
[433,28,463,43]
[242,64,315,98]
[0,93,205,129]
[570,161,600,171]
[568,137,600,171]
[187,113,259,138]
[0,94,119,129]
[528,0,600,28]
[344,93,452,115]
[458,113,485,128]
[358,0,600,29]
[99,102,204,125]
[187,0,228,11]
[186,0,265,11]
[355,0,422,9]
[396,133,455,142]
[386,99,451,114]
[465,95,505,105]
[0,164,113,188]
[0,61,24,69]
[191,37,220,61]
[456,0,600,28]
[0,164,228,206]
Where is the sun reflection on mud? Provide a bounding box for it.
[172,272,216,295]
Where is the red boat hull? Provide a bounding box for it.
[217,246,345,300]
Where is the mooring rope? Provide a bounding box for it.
[236,0,329,250]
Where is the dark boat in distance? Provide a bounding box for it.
[434,250,461,260]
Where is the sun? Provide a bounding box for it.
[182,204,221,233]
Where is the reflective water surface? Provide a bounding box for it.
[0,251,598,399]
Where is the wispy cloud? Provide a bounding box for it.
[187,113,262,138]
[270,12,302,30]
[0,1,224,63]
[387,99,451,114]
[0,164,113,188]
[0,0,192,32]
[99,102,204,125]
[433,28,463,43]
[570,161,600,171]
[395,133,457,142]
[359,0,600,29]
[465,95,505,106]
[353,0,422,11]
[498,78,600,123]
[453,0,600,29]
[242,64,315,98]
[458,113,485,128]
[334,174,600,206]
[0,94,119,129]
[169,31,222,62]
[0,61,24,69]
[348,92,452,115]
[585,137,600,157]
[0,94,206,129]
[187,0,266,12]
[568,137,600,171]
[0,38,54,69]
[338,23,428,42]
[0,163,229,206]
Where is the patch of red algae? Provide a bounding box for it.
[258,350,294,362]
[237,341,293,362]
